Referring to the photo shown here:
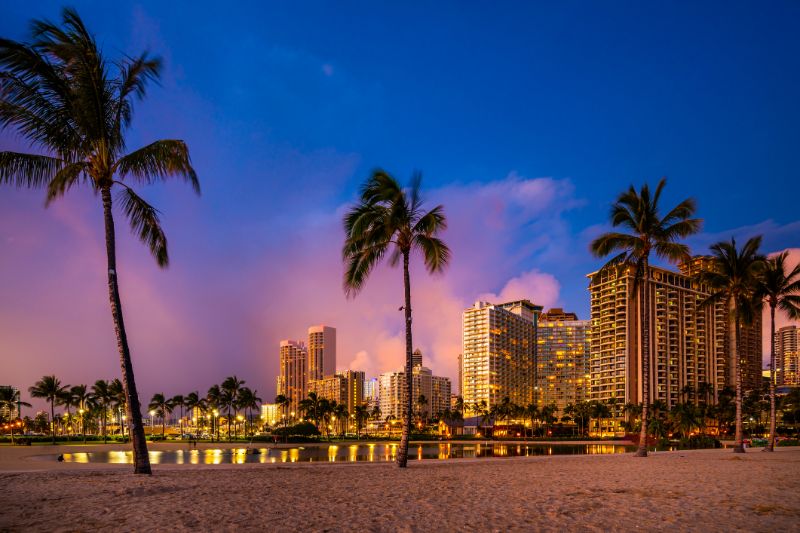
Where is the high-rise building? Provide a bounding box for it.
[775,325,800,386]
[260,403,280,425]
[461,300,541,413]
[379,354,451,421]
[307,325,336,381]
[308,370,366,414]
[277,340,307,416]
[535,309,590,415]
[587,260,763,425]
[412,349,423,367]
[364,377,379,408]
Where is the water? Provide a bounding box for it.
[58,442,635,464]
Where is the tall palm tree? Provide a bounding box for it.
[108,378,127,440]
[91,380,113,443]
[206,385,222,441]
[0,9,199,474]
[28,375,68,444]
[221,376,245,440]
[148,393,173,438]
[170,395,186,437]
[699,236,765,453]
[184,391,204,434]
[590,178,701,456]
[0,388,31,422]
[342,170,450,467]
[299,392,324,429]
[274,394,290,430]
[353,404,370,439]
[754,251,800,451]
[236,387,261,437]
[70,385,90,441]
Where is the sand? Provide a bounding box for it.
[1,443,798,532]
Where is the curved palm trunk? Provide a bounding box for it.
[732,299,745,453]
[397,250,414,468]
[636,259,650,457]
[102,187,152,474]
[766,305,777,452]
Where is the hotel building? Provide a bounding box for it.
[260,403,280,426]
[0,386,19,420]
[378,352,451,420]
[535,308,590,415]
[308,370,366,414]
[307,325,336,381]
[461,300,541,413]
[587,260,762,430]
[277,340,307,416]
[775,325,800,386]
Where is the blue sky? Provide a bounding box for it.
[2,2,799,399]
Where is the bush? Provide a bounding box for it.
[272,422,320,438]
[677,435,721,450]
[777,439,799,447]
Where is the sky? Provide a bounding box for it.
[1,1,799,410]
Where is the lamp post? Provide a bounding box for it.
[78,408,86,442]
[149,410,155,438]
[212,410,219,442]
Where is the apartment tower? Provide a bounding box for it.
[775,325,800,386]
[277,340,307,416]
[535,308,591,415]
[461,299,541,413]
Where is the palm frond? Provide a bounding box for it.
[45,161,89,204]
[114,140,199,193]
[115,184,168,267]
[0,151,63,187]
[413,234,451,273]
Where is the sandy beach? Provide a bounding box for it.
[1,444,798,532]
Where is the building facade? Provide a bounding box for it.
[0,386,20,421]
[260,403,280,425]
[535,309,590,415]
[588,260,763,431]
[378,352,451,421]
[308,370,366,414]
[307,325,336,382]
[277,340,307,415]
[775,325,800,386]
[461,300,541,413]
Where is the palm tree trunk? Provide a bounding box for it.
[101,186,152,474]
[732,300,745,453]
[766,305,777,452]
[636,259,650,457]
[103,403,107,444]
[397,250,414,468]
[50,400,55,445]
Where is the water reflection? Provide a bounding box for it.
[59,442,638,465]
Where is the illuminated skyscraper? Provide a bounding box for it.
[461,300,541,413]
[775,325,800,386]
[307,325,336,381]
[535,309,590,415]
[277,340,307,415]
[587,260,762,433]
[378,353,451,420]
[308,370,365,414]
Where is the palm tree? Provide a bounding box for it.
[69,385,90,441]
[590,178,701,456]
[699,237,765,453]
[221,376,245,440]
[170,395,186,437]
[416,394,429,428]
[108,378,127,440]
[274,394,290,431]
[184,391,205,434]
[754,251,800,451]
[299,392,324,429]
[206,385,222,441]
[91,380,113,443]
[236,387,261,437]
[342,170,450,467]
[332,402,348,438]
[0,388,31,423]
[28,375,68,444]
[148,393,173,438]
[0,9,199,474]
[353,404,370,439]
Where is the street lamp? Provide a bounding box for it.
[149,410,155,435]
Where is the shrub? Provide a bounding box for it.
[777,439,799,447]
[678,435,721,449]
[272,422,320,438]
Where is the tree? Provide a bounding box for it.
[221,376,245,440]
[148,393,173,438]
[108,379,127,439]
[342,170,450,467]
[70,385,90,442]
[206,385,222,441]
[274,394,290,438]
[416,394,429,428]
[353,404,370,439]
[236,387,261,437]
[299,392,324,429]
[91,380,113,443]
[170,395,186,437]
[29,375,68,444]
[590,178,701,456]
[184,391,205,434]
[754,252,800,451]
[0,388,30,424]
[0,9,199,474]
[699,237,765,453]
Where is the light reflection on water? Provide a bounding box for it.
[60,443,634,465]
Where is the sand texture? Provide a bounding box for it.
[1,445,798,532]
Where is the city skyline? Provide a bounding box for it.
[2,2,800,411]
